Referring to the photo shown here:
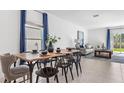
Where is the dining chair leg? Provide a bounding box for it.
[63,68,68,83]
[44,63,47,68]
[79,63,82,73]
[55,75,59,83]
[54,76,56,81]
[13,80,16,83]
[46,78,49,83]
[36,62,40,69]
[69,66,74,80]
[54,62,57,67]
[75,63,79,77]
[8,81,11,83]
[71,63,73,69]
[36,76,39,83]
[28,62,35,83]
[50,61,53,67]
[66,67,69,74]
[62,68,64,76]
[27,73,30,81]
[23,76,25,83]
[14,62,16,67]
[4,79,7,83]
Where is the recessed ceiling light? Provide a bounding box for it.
[93,14,99,18]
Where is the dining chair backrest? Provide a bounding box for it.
[74,52,81,63]
[63,54,74,64]
[77,52,81,62]
[0,53,17,78]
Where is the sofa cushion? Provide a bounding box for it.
[85,44,93,49]
[85,49,94,54]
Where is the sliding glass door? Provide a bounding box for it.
[121,34,124,48]
[113,33,124,52]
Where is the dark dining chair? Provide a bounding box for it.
[36,50,57,69]
[36,57,57,69]
[55,54,74,83]
[72,52,82,76]
[35,58,59,83]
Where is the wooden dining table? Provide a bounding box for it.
[14,49,80,83]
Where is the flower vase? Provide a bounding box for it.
[48,41,54,53]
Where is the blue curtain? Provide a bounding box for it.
[20,10,26,65]
[106,29,111,49]
[20,10,26,53]
[42,13,48,50]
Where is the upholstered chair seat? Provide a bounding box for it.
[10,65,29,75]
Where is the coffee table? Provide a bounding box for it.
[94,49,113,58]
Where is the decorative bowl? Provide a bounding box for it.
[67,48,72,51]
[48,47,54,53]
[32,50,38,54]
[56,48,61,53]
[41,51,47,55]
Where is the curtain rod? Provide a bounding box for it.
[108,27,124,30]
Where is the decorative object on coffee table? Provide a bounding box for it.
[101,43,105,49]
[96,45,100,49]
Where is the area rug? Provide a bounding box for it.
[83,53,111,62]
[83,53,124,64]
[111,52,124,63]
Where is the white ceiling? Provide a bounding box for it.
[46,10,124,30]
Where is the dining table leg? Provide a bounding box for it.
[28,62,35,83]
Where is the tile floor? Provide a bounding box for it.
[1,56,124,83]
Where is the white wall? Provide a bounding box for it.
[88,28,124,49]
[47,12,88,49]
[88,28,107,48]
[0,10,20,80]
[0,10,88,54]
[0,11,20,54]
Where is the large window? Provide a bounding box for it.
[25,10,43,51]
[113,33,124,48]
[113,33,124,52]
[25,25,43,51]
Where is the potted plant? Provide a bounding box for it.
[46,34,61,52]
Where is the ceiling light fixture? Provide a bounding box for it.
[93,14,99,18]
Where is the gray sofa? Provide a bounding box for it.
[80,44,94,56]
